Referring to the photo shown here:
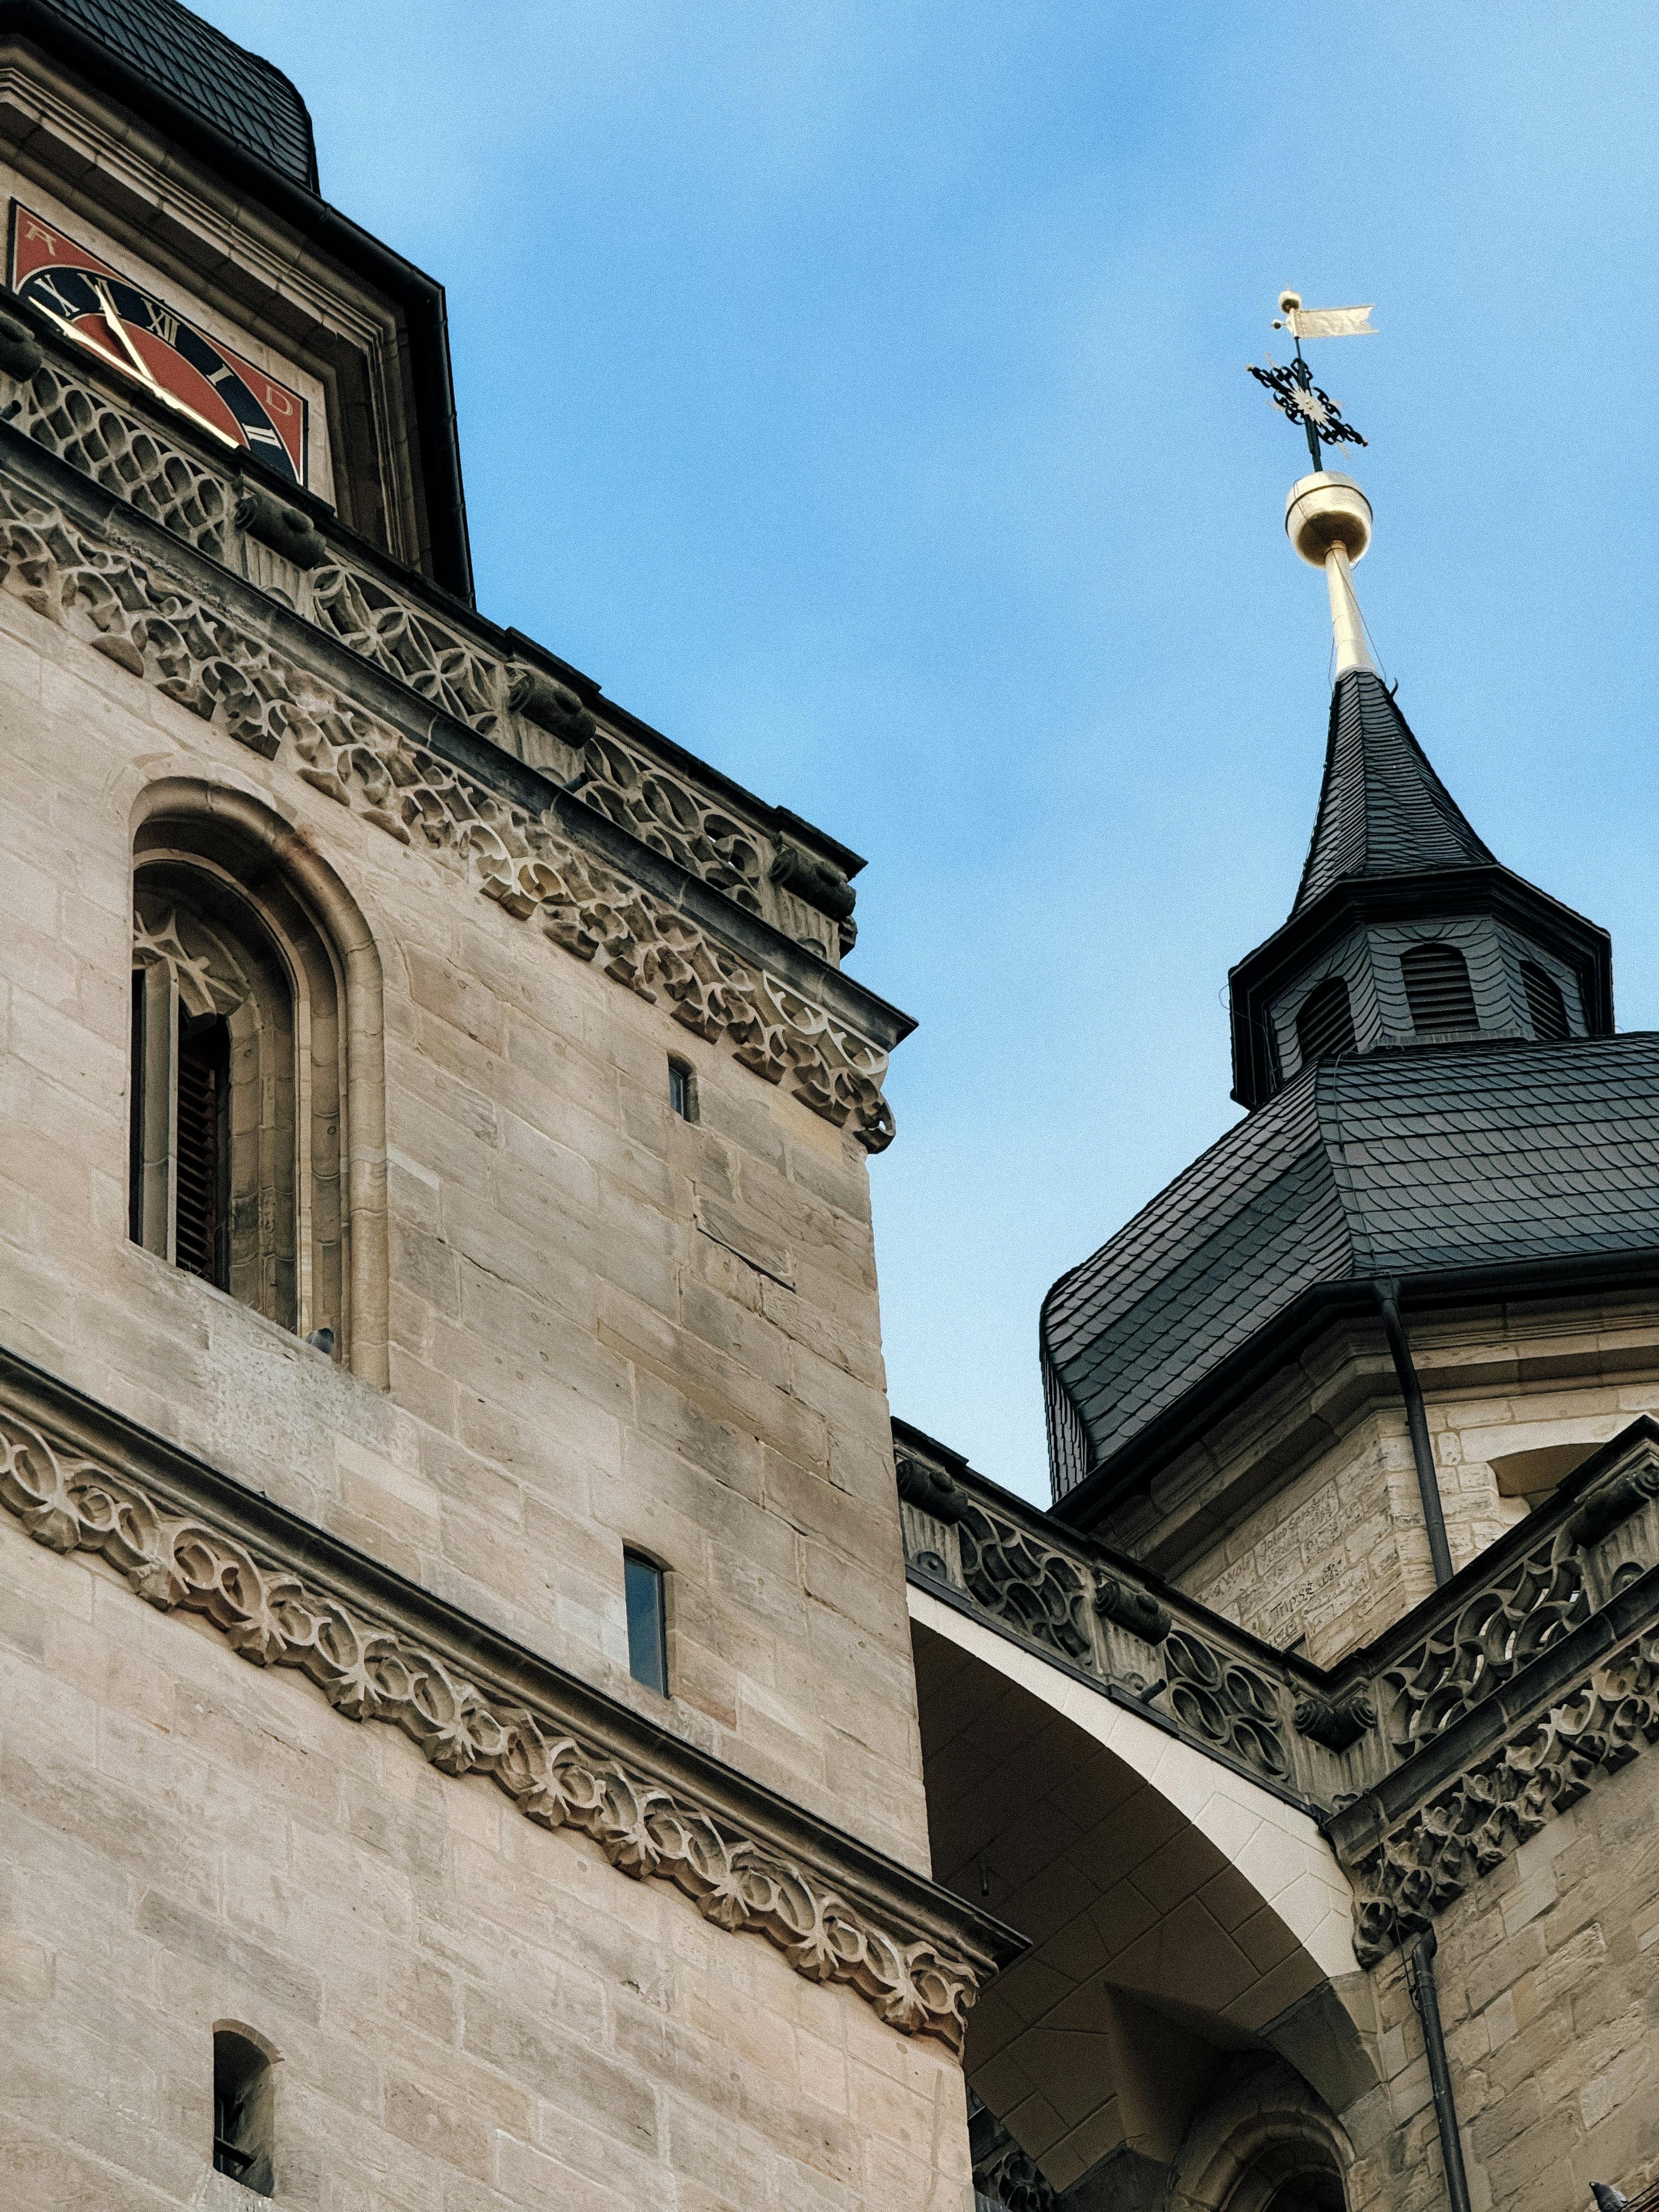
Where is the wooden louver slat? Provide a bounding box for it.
[1520,960,1570,1043]
[1295,975,1357,1068]
[1401,943,1478,1034]
[175,1013,229,1286]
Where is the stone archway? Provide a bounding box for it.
[912,1587,1376,2198]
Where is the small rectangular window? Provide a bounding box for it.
[668,1056,697,1122]
[624,1550,668,1695]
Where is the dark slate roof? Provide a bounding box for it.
[1043,1034,1659,1502]
[24,0,317,188]
[1293,669,1495,915]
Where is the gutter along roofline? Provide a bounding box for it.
[1048,1239,1659,1530]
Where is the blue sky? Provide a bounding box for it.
[201,1,1659,1501]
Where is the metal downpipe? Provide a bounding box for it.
[1375,1277,1455,1588]
[1406,1929,1474,2212]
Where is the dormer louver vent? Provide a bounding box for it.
[1521,961,1570,1043]
[1402,943,1478,1034]
[1295,976,1356,1068]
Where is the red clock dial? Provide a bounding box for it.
[9,204,307,484]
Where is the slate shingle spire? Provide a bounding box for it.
[1225,469,1612,1111]
[1293,669,1496,915]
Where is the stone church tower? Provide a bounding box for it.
[7,9,1659,2212]
[0,2,1011,2204]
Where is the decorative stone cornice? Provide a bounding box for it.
[895,1415,1659,1964]
[0,308,862,953]
[0,1353,1015,2046]
[0,442,898,1149]
[1339,1610,1659,1965]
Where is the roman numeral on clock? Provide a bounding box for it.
[34,275,82,321]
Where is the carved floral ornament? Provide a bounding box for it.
[0,469,894,1149]
[0,1400,987,2046]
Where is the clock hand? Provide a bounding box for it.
[91,277,158,386]
[73,276,237,452]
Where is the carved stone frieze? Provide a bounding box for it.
[0,471,896,1149]
[0,1398,991,2046]
[577,725,766,914]
[975,2133,1060,2212]
[898,1447,1294,1785]
[4,360,233,558]
[0,338,851,945]
[310,560,507,736]
[1381,1521,1590,1755]
[1347,1629,1659,1965]
[957,1501,1097,1664]
[1162,1628,1290,1780]
[900,1420,1659,1968]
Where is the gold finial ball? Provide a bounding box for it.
[1278,289,1302,316]
[1284,471,1373,566]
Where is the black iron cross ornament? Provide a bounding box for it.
[1248,291,1375,473]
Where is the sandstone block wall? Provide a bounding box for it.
[1341,1750,1659,2212]
[1125,1301,1659,1667]
[0,532,929,1873]
[0,1522,973,2211]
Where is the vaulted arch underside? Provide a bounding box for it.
[911,1587,1378,2198]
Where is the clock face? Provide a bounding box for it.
[9,205,307,485]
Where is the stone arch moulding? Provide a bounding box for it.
[1164,2057,1357,2212]
[910,1586,1379,2192]
[131,777,389,1387]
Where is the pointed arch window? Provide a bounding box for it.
[127,785,389,1379]
[1401,943,1478,1034]
[1520,960,1570,1043]
[1295,976,1356,1069]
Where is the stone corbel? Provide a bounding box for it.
[771,842,856,923]
[0,306,42,382]
[508,664,597,747]
[235,485,327,570]
[1293,1685,1376,1752]
[1093,1571,1172,1645]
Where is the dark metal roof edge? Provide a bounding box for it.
[1228,863,1616,1109]
[0,4,475,603]
[1049,1243,1659,1529]
[0,1334,1022,1972]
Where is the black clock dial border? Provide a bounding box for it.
[13,262,302,485]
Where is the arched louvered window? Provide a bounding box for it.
[1401,943,1478,1034]
[126,782,390,1382]
[1295,976,1356,1068]
[1520,960,1570,1043]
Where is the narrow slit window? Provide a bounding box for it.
[1401,942,1478,1033]
[212,2029,274,2196]
[1520,960,1570,1042]
[668,1056,698,1123]
[624,1550,668,1695]
[1295,975,1356,1068]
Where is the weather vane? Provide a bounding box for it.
[1248,290,1376,474]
